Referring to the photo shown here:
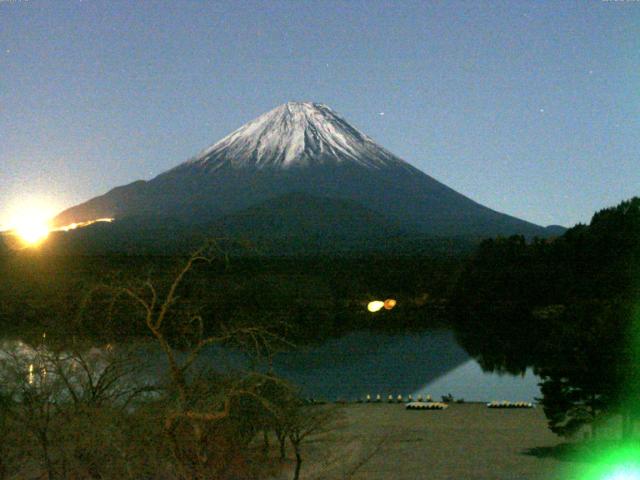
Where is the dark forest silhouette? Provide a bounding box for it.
[451,197,640,438]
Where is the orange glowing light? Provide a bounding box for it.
[56,218,114,232]
[2,198,61,248]
[384,299,397,310]
[6,216,116,245]
[11,214,51,246]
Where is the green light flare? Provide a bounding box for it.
[574,444,640,480]
[625,304,640,434]
[602,465,640,480]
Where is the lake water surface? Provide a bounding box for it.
[3,330,541,403]
[266,330,541,402]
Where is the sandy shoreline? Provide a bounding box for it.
[275,403,579,480]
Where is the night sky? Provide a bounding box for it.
[2,0,638,228]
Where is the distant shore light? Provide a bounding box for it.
[367,301,385,313]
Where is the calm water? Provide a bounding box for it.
[3,330,541,403]
[266,330,541,402]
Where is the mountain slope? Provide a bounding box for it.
[41,193,483,255]
[215,192,404,239]
[54,102,549,239]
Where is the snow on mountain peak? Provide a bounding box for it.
[184,102,405,171]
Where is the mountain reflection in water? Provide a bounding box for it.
[270,330,468,400]
[266,330,540,402]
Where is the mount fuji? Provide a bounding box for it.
[53,102,555,250]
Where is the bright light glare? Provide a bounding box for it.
[603,465,640,480]
[57,218,114,231]
[2,198,60,248]
[367,301,385,313]
[578,445,640,480]
[11,213,51,246]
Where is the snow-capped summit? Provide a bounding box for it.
[183,102,403,171]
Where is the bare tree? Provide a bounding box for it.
[280,404,339,480]
[0,339,162,479]
[0,243,330,479]
[0,346,63,479]
[115,245,294,479]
